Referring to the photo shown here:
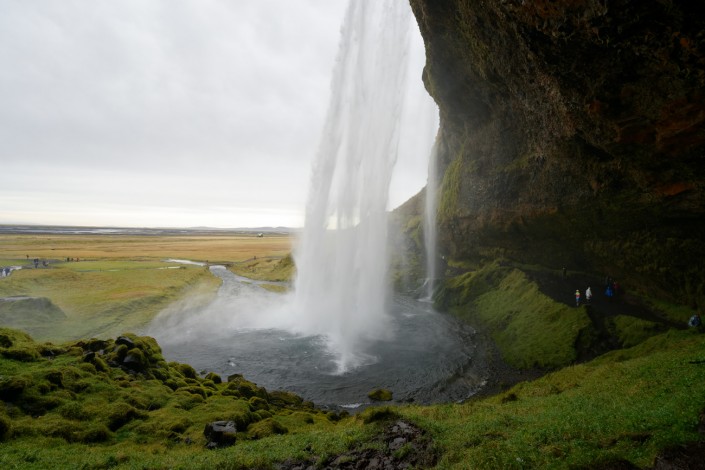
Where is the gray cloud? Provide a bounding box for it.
[0,0,435,228]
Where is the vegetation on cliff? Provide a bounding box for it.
[409,0,705,307]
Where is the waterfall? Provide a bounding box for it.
[291,0,412,373]
[423,141,439,300]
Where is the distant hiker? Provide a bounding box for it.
[605,284,614,301]
[586,287,592,304]
[33,258,39,268]
[688,314,702,328]
[562,267,567,279]
[575,289,581,307]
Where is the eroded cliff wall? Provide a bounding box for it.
[409,0,705,304]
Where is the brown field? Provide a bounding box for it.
[0,233,295,341]
[0,233,294,264]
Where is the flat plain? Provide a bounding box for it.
[0,233,294,341]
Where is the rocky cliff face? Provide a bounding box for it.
[409,0,705,305]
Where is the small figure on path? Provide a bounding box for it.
[605,284,614,301]
[585,286,592,304]
[575,289,581,307]
[33,258,39,268]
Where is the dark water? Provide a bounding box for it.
[151,267,488,410]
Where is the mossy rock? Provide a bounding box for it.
[368,388,393,401]
[326,410,349,422]
[0,375,32,400]
[249,396,269,411]
[122,348,147,371]
[255,410,273,421]
[359,407,399,424]
[291,411,314,424]
[247,418,288,439]
[173,391,205,410]
[174,363,197,379]
[204,372,222,384]
[226,378,265,399]
[58,401,90,421]
[268,390,303,408]
[0,414,11,441]
[177,385,208,399]
[1,346,40,362]
[0,333,13,348]
[106,402,147,431]
[76,424,113,443]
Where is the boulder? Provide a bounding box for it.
[115,336,135,349]
[368,388,393,402]
[204,420,237,448]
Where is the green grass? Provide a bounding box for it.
[228,254,295,284]
[607,315,666,349]
[1,327,703,468]
[0,328,366,470]
[438,263,591,368]
[0,261,219,342]
[398,329,705,469]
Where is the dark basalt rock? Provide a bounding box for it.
[408,0,705,305]
[115,336,135,349]
[277,420,436,470]
[204,420,237,448]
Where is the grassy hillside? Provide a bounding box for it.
[399,329,705,469]
[1,236,703,468]
[1,326,703,469]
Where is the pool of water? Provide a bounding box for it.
[146,266,488,409]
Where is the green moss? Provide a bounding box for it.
[247,418,288,439]
[249,396,269,411]
[106,402,146,431]
[268,390,303,407]
[174,363,197,379]
[607,315,667,348]
[438,152,465,225]
[58,402,89,421]
[1,347,40,362]
[0,414,10,441]
[76,424,113,443]
[359,407,400,424]
[441,264,591,368]
[368,388,393,402]
[204,372,222,384]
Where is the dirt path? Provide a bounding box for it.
[523,267,684,329]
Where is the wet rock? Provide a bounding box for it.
[368,388,393,401]
[277,420,436,469]
[115,336,135,349]
[204,420,237,448]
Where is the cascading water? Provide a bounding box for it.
[422,141,439,301]
[146,0,486,405]
[291,0,412,372]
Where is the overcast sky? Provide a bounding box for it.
[0,0,437,229]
